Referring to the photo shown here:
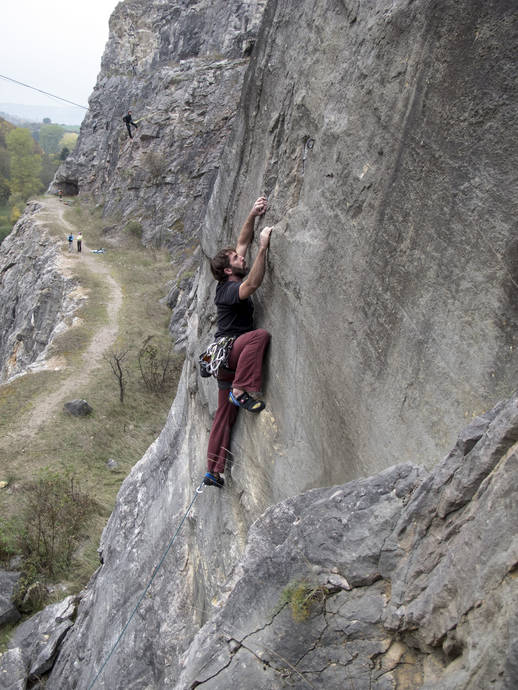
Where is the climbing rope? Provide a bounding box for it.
[0,73,88,110]
[87,478,206,690]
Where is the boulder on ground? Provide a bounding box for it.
[63,399,92,416]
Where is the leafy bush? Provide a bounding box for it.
[0,203,11,243]
[14,574,48,614]
[18,468,94,578]
[125,219,143,238]
[0,469,94,612]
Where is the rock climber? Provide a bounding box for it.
[123,111,138,139]
[202,196,272,488]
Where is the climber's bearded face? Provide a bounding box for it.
[227,251,248,278]
[231,265,248,278]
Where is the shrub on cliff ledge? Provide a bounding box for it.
[280,580,328,622]
[125,219,142,238]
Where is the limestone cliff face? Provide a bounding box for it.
[43,1,518,689]
[192,0,518,491]
[176,395,518,689]
[0,203,78,382]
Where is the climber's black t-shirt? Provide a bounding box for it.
[214,280,254,338]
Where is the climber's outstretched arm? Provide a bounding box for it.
[239,226,273,300]
[236,196,267,258]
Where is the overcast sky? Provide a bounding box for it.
[0,0,120,112]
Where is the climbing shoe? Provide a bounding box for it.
[228,391,265,413]
[203,472,224,488]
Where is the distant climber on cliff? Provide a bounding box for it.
[200,196,272,488]
[123,111,138,139]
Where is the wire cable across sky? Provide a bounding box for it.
[0,73,88,110]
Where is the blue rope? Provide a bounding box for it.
[87,479,205,689]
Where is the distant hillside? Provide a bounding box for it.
[0,103,85,127]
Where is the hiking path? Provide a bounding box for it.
[12,196,123,444]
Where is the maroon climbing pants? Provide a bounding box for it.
[207,328,270,474]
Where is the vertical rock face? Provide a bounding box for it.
[175,394,518,689]
[48,376,518,689]
[193,0,518,493]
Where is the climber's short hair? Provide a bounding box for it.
[210,247,235,282]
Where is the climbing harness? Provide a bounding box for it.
[87,478,206,690]
[199,336,236,378]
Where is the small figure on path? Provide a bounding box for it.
[77,232,83,253]
[67,233,73,252]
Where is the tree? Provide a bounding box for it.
[42,118,51,124]
[6,128,43,200]
[104,349,129,403]
[0,177,10,205]
[0,148,10,180]
[39,124,65,155]
[59,147,70,161]
[40,152,60,188]
[18,468,93,580]
[58,132,78,153]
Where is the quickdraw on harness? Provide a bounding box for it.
[199,336,236,378]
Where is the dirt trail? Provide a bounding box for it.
[14,196,123,442]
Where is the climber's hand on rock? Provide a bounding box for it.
[259,226,273,249]
[252,197,267,217]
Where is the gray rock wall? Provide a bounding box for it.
[50,0,518,484]
[176,393,518,689]
[195,0,518,490]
